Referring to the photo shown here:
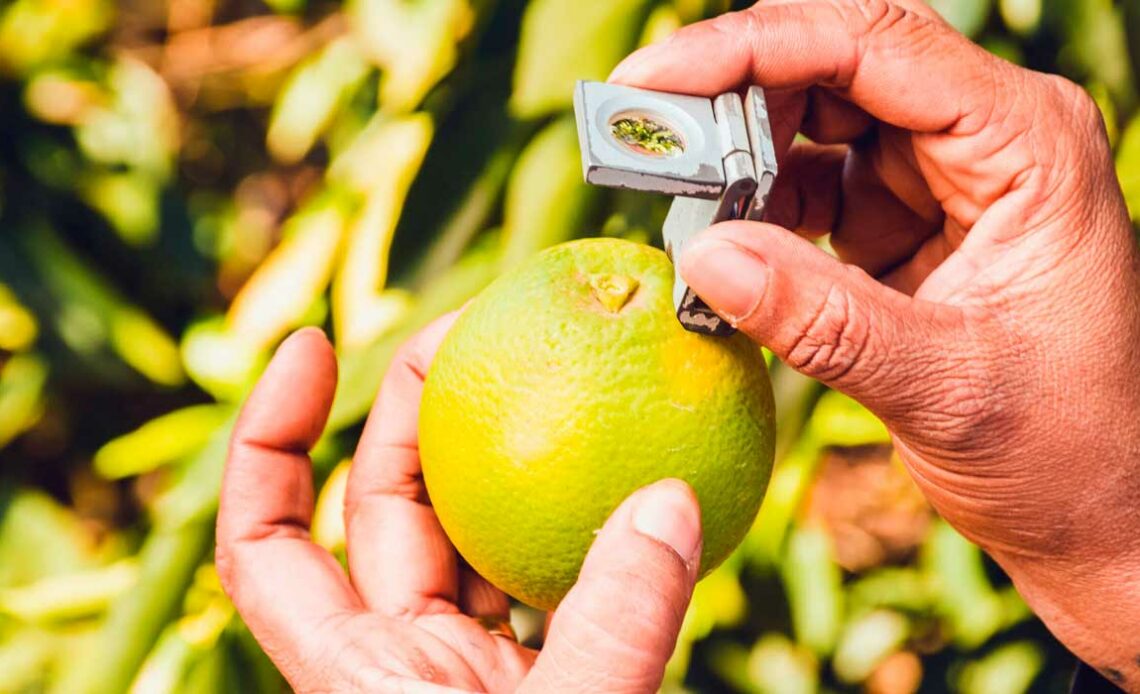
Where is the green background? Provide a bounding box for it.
[1,0,1138,691]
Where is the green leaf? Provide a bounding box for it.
[922,521,1005,649]
[350,0,475,113]
[51,422,234,694]
[131,598,233,693]
[639,4,682,46]
[1047,0,1137,111]
[1118,116,1140,223]
[51,521,214,694]
[266,37,371,164]
[673,0,730,24]
[1088,82,1119,146]
[0,282,38,352]
[109,311,185,387]
[747,634,818,694]
[328,238,500,429]
[999,0,1041,35]
[781,524,843,656]
[808,389,891,448]
[74,57,179,179]
[393,67,532,285]
[510,0,655,118]
[0,627,55,693]
[0,0,112,75]
[500,117,599,266]
[745,432,823,566]
[264,0,305,14]
[957,641,1045,694]
[22,227,184,386]
[331,114,433,347]
[78,171,162,246]
[150,415,236,530]
[0,489,99,588]
[927,0,992,37]
[0,353,47,448]
[666,563,746,684]
[94,404,231,480]
[0,559,138,624]
[180,316,267,402]
[832,610,909,684]
[847,567,934,616]
[228,191,353,351]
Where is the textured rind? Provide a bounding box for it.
[419,238,776,611]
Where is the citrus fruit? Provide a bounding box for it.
[419,237,776,610]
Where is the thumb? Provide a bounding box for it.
[679,221,965,426]
[520,479,701,694]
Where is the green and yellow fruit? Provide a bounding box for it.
[420,237,775,610]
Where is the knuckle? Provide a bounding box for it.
[846,0,929,44]
[390,338,427,382]
[1039,74,1106,150]
[783,281,871,383]
[212,541,260,613]
[822,0,942,88]
[1044,74,1096,119]
[1013,74,1114,229]
[846,0,895,32]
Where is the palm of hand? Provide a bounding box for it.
[288,611,534,691]
[217,319,701,693]
[215,318,535,692]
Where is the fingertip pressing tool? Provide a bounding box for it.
[572,80,778,337]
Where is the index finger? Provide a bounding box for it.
[216,328,365,684]
[609,0,1007,135]
[344,313,464,618]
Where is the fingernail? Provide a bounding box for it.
[632,480,701,562]
[679,239,767,325]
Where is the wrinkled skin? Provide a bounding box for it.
[616,0,1140,686]
[218,0,1140,690]
[217,321,703,693]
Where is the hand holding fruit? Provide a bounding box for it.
[218,0,1140,690]
[611,0,1140,683]
[215,325,706,693]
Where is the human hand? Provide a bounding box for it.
[612,0,1140,684]
[216,321,703,693]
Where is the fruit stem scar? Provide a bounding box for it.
[588,274,640,313]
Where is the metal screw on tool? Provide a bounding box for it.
[572,80,778,337]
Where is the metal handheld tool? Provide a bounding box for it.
[572,80,778,336]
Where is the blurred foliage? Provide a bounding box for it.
[0,0,1137,691]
